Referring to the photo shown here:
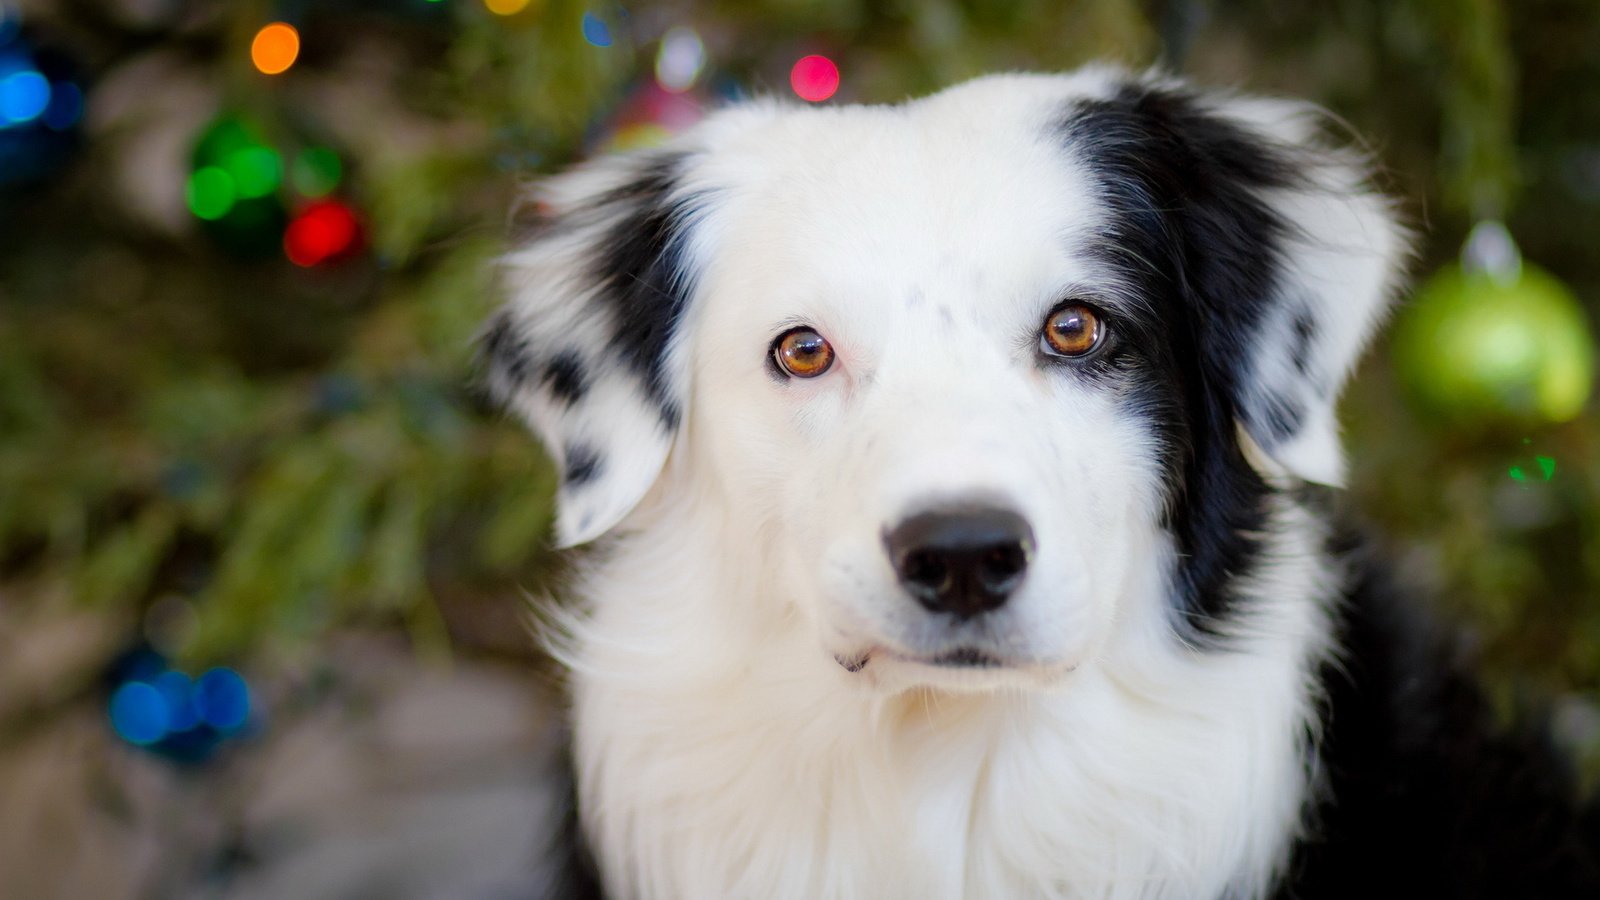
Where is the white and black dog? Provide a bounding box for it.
[484,67,1599,898]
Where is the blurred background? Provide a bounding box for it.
[0,0,1596,897]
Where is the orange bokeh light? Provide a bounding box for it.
[483,0,533,15]
[251,23,300,76]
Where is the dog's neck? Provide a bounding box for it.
[561,496,1334,899]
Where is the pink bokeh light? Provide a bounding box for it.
[789,55,840,103]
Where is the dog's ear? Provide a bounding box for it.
[485,151,704,547]
[1070,77,1409,485]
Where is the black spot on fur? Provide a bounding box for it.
[1254,392,1306,445]
[481,314,535,388]
[588,153,701,430]
[563,443,603,487]
[1062,81,1303,638]
[543,350,589,406]
[1291,307,1318,377]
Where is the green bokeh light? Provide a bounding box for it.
[1508,455,1556,483]
[186,167,237,220]
[227,146,283,199]
[193,117,258,169]
[291,146,343,197]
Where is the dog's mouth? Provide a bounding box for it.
[834,646,1003,672]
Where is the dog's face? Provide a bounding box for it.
[489,70,1403,694]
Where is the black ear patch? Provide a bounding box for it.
[1062,82,1316,637]
[488,150,708,547]
[587,153,697,430]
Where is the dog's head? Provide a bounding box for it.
[487,69,1404,693]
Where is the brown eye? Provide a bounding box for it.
[773,327,835,378]
[1041,303,1105,357]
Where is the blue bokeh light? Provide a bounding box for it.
[581,13,612,48]
[0,69,48,124]
[110,682,170,746]
[105,649,259,761]
[154,670,200,731]
[194,667,251,732]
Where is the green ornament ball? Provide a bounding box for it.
[1392,262,1595,424]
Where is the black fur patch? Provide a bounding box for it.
[588,153,700,430]
[1254,392,1306,445]
[1291,306,1318,377]
[543,350,589,406]
[1279,534,1600,896]
[1062,81,1302,638]
[482,313,535,388]
[563,442,603,486]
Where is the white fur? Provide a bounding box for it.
[563,497,1335,899]
[499,69,1405,899]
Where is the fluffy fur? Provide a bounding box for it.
[486,67,1599,898]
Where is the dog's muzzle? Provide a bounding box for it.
[883,505,1035,619]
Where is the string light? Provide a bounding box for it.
[654,27,705,93]
[186,166,236,220]
[0,69,49,124]
[193,668,251,731]
[581,12,612,47]
[484,0,533,15]
[790,54,839,103]
[108,662,253,752]
[250,22,300,75]
[110,682,169,745]
[228,145,282,198]
[284,199,362,267]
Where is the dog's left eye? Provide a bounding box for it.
[772,327,836,378]
[1040,302,1106,358]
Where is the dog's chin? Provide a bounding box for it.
[832,645,1076,694]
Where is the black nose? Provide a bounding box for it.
[884,506,1035,619]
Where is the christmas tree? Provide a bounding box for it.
[1,0,1597,777]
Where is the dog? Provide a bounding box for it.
[483,66,1600,898]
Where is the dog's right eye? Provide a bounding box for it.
[772,328,835,378]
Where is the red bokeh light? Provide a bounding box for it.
[789,55,840,103]
[284,199,362,267]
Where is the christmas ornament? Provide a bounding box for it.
[1393,221,1595,425]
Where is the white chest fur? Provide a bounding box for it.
[562,520,1331,900]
